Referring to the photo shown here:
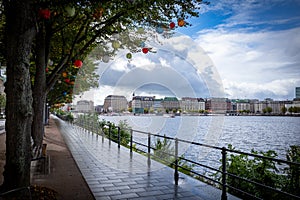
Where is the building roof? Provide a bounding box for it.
[163,97,178,101]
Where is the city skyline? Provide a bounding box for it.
[74,1,300,105]
[77,90,299,107]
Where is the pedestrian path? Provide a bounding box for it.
[54,116,239,200]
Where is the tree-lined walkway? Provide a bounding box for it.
[55,115,239,200]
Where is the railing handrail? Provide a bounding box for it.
[73,117,300,200]
[123,126,299,167]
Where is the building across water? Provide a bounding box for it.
[71,87,300,115]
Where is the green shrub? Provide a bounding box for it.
[152,137,194,176]
[284,145,300,197]
[215,144,300,199]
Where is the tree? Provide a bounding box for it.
[2,0,36,192]
[1,0,208,192]
[266,106,272,114]
[281,106,287,114]
[288,106,300,114]
[263,106,272,114]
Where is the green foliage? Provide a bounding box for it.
[40,0,206,106]
[284,146,300,197]
[0,0,207,107]
[262,106,272,114]
[152,137,194,176]
[153,136,174,164]
[54,109,74,122]
[288,106,300,113]
[174,156,195,177]
[65,112,74,122]
[215,144,300,199]
[116,120,131,146]
[81,117,131,146]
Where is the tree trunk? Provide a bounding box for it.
[1,0,36,192]
[31,24,47,149]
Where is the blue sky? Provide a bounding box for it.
[76,0,300,105]
[181,0,300,99]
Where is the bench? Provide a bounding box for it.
[31,144,50,175]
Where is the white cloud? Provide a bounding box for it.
[130,55,157,71]
[109,58,129,72]
[158,57,171,68]
[223,78,300,100]
[195,27,300,99]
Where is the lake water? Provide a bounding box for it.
[98,115,300,173]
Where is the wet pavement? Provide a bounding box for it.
[54,116,239,200]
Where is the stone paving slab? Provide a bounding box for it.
[54,116,239,200]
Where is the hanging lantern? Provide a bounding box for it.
[74,60,83,68]
[140,41,145,47]
[48,60,53,66]
[126,53,132,59]
[65,6,75,17]
[156,26,164,34]
[62,72,68,77]
[45,67,49,73]
[39,9,51,19]
[178,19,185,27]
[170,22,176,29]
[63,92,67,96]
[137,27,144,34]
[112,41,120,49]
[70,81,75,85]
[102,55,110,63]
[142,48,149,54]
[65,78,70,83]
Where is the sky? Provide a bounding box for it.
[75,0,300,105]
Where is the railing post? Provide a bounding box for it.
[117,127,121,148]
[85,117,88,132]
[130,129,133,152]
[92,118,95,134]
[102,125,104,143]
[147,132,151,166]
[108,123,111,144]
[83,115,86,132]
[88,118,91,133]
[174,138,179,185]
[96,122,99,136]
[221,147,227,200]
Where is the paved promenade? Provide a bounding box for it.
[54,116,239,200]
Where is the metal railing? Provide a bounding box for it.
[73,117,300,200]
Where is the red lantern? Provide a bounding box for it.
[74,60,83,68]
[170,22,175,29]
[65,78,70,84]
[45,67,49,73]
[142,48,149,54]
[39,9,51,19]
